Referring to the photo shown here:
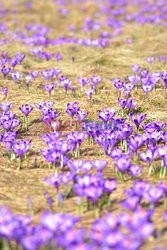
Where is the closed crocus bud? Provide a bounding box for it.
[2,86,8,98]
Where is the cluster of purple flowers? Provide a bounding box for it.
[0,0,167,249]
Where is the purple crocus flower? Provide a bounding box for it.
[66,102,80,119]
[8,58,18,68]
[140,148,156,165]
[115,155,131,173]
[131,64,140,74]
[44,83,55,97]
[128,75,141,85]
[2,86,8,99]
[54,68,61,77]
[144,186,164,204]
[91,75,103,87]
[161,72,167,89]
[0,103,13,112]
[1,66,11,78]
[56,52,63,62]
[93,160,108,172]
[11,72,22,84]
[42,69,54,81]
[84,88,95,100]
[146,57,154,64]
[129,165,143,177]
[142,82,154,95]
[78,77,89,88]
[112,78,123,90]
[98,108,116,123]
[126,98,137,111]
[30,71,39,79]
[13,139,31,159]
[15,53,25,64]
[77,110,88,122]
[123,82,135,96]
[122,196,141,211]
[61,78,72,93]
[128,134,144,152]
[41,148,61,165]
[104,178,117,194]
[130,113,147,131]
[19,104,33,117]
[140,68,149,78]
[1,131,17,151]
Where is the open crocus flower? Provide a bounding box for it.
[12,71,23,84]
[130,113,147,131]
[61,78,72,94]
[54,68,61,77]
[44,83,55,97]
[19,104,33,130]
[131,64,140,74]
[91,75,103,87]
[1,66,11,79]
[142,82,153,95]
[30,71,39,79]
[146,57,154,64]
[84,88,95,100]
[42,69,54,81]
[98,108,117,123]
[0,103,13,112]
[77,110,88,122]
[78,77,89,89]
[13,139,31,169]
[15,52,26,64]
[128,134,144,153]
[115,155,132,174]
[1,131,17,151]
[8,57,18,68]
[66,102,80,119]
[19,104,33,117]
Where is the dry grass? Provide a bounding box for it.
[0,0,167,249]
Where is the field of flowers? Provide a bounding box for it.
[0,0,167,249]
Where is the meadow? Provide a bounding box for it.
[0,0,167,249]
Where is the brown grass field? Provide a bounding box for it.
[0,0,167,249]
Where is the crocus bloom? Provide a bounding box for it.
[78,77,89,88]
[131,64,140,73]
[130,113,147,130]
[61,79,72,93]
[140,148,156,165]
[1,66,11,78]
[2,86,8,98]
[147,57,154,64]
[66,102,80,119]
[13,139,31,159]
[19,104,33,117]
[30,71,39,79]
[115,155,131,173]
[11,72,22,84]
[0,103,13,112]
[56,52,63,62]
[98,108,116,123]
[77,110,88,122]
[44,84,54,97]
